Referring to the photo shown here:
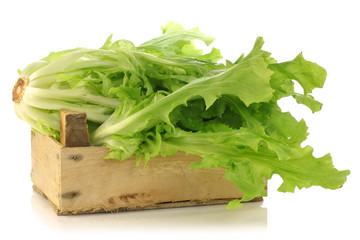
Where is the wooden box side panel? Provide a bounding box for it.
[31,132,62,207]
[59,147,243,213]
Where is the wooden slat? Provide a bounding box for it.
[31,131,62,207]
[60,110,90,147]
[32,184,262,215]
[58,148,244,214]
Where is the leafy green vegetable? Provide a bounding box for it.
[13,21,350,209]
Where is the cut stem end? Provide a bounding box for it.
[12,77,28,103]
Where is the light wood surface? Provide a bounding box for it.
[31,131,252,215]
[31,110,262,215]
[31,131,62,208]
[60,147,244,214]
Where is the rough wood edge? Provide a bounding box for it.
[32,131,63,148]
[33,184,61,214]
[33,184,263,216]
[60,110,90,147]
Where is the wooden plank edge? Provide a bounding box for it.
[60,110,90,147]
[33,184,263,216]
[33,185,62,215]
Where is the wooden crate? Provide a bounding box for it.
[31,110,262,215]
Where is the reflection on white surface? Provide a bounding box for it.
[31,190,267,232]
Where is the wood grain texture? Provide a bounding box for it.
[60,110,90,147]
[59,147,244,214]
[31,131,62,207]
[31,131,254,215]
[33,184,262,215]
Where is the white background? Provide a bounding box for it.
[0,0,359,239]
